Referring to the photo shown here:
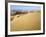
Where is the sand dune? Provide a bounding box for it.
[10,12,41,31]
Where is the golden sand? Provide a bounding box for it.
[10,12,41,31]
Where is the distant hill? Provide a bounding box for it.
[11,10,41,16]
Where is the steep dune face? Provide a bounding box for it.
[10,12,41,31]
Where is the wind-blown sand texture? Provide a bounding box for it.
[10,11,41,31]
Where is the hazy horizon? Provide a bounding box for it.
[10,5,41,11]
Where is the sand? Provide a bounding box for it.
[10,12,41,31]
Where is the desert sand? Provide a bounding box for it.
[10,12,41,31]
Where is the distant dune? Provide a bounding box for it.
[10,11,41,31]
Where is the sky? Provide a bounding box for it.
[10,5,41,11]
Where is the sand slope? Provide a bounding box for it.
[10,12,41,31]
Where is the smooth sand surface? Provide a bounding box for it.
[10,12,41,31]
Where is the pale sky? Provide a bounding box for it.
[10,5,41,11]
